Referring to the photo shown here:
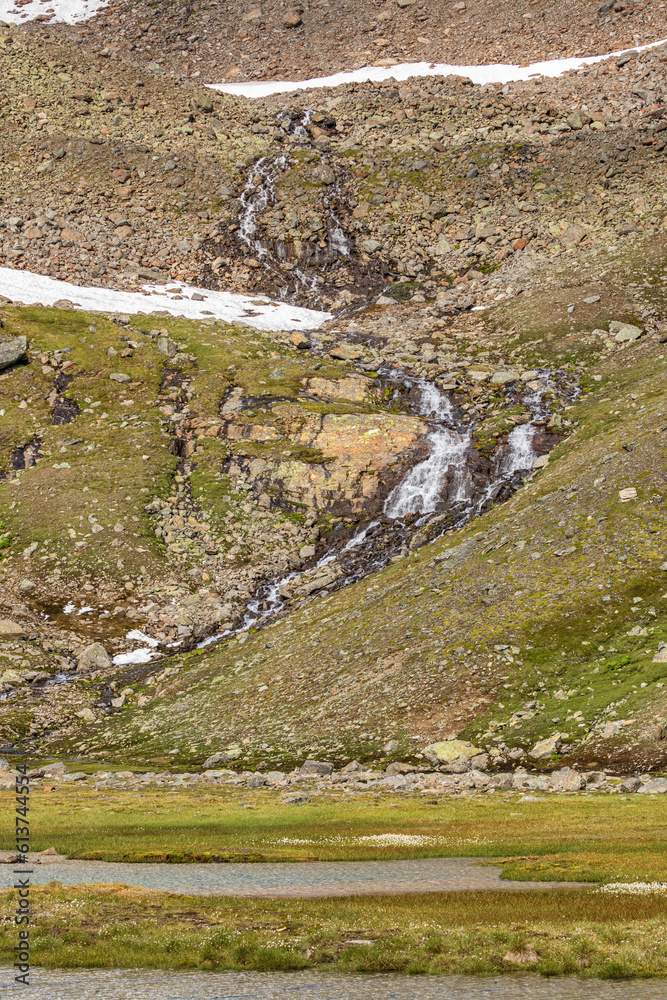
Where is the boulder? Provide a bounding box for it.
[560,224,586,246]
[597,719,632,738]
[490,370,519,385]
[423,740,482,766]
[75,708,95,722]
[529,733,563,759]
[549,766,585,791]
[637,778,667,794]
[610,321,642,343]
[290,331,311,349]
[312,164,335,186]
[300,759,334,776]
[0,336,28,371]
[340,759,371,773]
[1,670,25,684]
[329,344,363,361]
[0,620,26,638]
[265,771,286,784]
[514,773,550,790]
[385,762,417,775]
[202,749,242,769]
[77,642,112,672]
[43,762,68,776]
[246,773,266,788]
[156,335,178,357]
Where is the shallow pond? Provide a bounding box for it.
[4,969,667,1000]
[0,857,584,898]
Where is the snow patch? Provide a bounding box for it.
[0,267,331,332]
[210,38,667,98]
[125,629,159,648]
[112,648,156,666]
[0,0,108,24]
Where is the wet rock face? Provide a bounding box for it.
[224,420,429,518]
[277,408,428,514]
[50,396,80,424]
[219,375,431,518]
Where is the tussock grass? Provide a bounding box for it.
[2,883,667,977]
[4,786,667,884]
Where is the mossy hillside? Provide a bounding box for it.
[489,234,667,364]
[0,305,173,591]
[51,326,667,768]
[0,307,400,605]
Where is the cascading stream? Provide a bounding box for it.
[384,375,471,519]
[198,368,569,647]
[238,154,289,258]
[234,113,354,307]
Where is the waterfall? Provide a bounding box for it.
[384,376,473,519]
[235,141,351,305]
[502,421,536,475]
[237,154,289,258]
[384,428,470,518]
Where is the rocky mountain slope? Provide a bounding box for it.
[0,20,666,774]
[45,0,667,85]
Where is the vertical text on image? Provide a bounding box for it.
[14,764,31,986]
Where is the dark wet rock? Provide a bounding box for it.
[51,396,81,425]
[9,438,41,471]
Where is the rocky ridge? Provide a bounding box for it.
[45,0,667,87]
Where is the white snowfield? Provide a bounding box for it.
[0,0,107,25]
[0,267,332,332]
[211,37,667,99]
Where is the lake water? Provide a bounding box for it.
[0,857,584,898]
[3,969,667,1000]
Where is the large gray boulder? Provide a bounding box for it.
[77,642,112,672]
[0,336,27,371]
[300,759,334,776]
[203,748,242,769]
